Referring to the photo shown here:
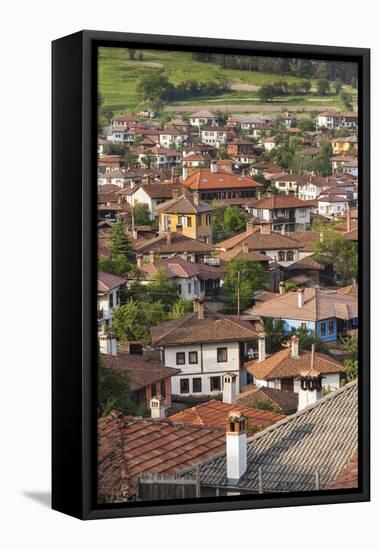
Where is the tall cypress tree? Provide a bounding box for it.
[110,215,131,257]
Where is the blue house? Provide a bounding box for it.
[247,287,358,343]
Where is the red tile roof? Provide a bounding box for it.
[324,451,358,489]
[98,272,126,293]
[133,232,214,255]
[182,169,261,191]
[236,385,299,414]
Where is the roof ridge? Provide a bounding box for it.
[152,313,197,344]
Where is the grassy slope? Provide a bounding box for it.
[98,47,357,114]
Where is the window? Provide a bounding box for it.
[178,284,182,295]
[187,216,192,228]
[299,208,306,217]
[189,351,198,364]
[278,251,285,262]
[180,378,189,394]
[151,383,157,397]
[192,378,202,393]
[286,250,294,262]
[160,380,166,398]
[301,322,307,331]
[320,322,326,336]
[210,376,221,392]
[328,320,334,335]
[176,352,185,365]
[217,347,228,363]
[206,214,211,225]
[188,283,192,294]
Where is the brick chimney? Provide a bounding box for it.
[150,396,166,419]
[223,373,237,404]
[182,162,188,181]
[242,241,249,254]
[291,335,299,358]
[172,188,179,201]
[226,412,247,484]
[246,221,255,236]
[260,224,271,234]
[297,288,304,308]
[279,281,286,294]
[258,333,266,362]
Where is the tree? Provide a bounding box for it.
[169,299,193,319]
[340,90,353,110]
[222,257,268,311]
[223,206,246,233]
[137,73,173,102]
[110,215,131,257]
[258,84,276,102]
[290,327,330,354]
[112,299,149,343]
[98,364,131,416]
[98,254,132,277]
[147,269,180,309]
[316,79,330,95]
[314,225,358,284]
[142,151,153,169]
[127,48,136,60]
[341,335,358,381]
[334,78,343,94]
[124,149,137,168]
[263,318,287,354]
[133,203,151,226]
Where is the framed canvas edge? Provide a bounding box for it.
[52,30,370,520]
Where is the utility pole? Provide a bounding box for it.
[237,270,241,319]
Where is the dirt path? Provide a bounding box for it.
[164,104,335,113]
[230,81,260,92]
[122,60,163,68]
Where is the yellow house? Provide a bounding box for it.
[155,192,213,244]
[331,135,358,155]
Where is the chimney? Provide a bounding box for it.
[257,191,261,200]
[223,373,237,404]
[242,241,249,254]
[279,281,286,295]
[193,191,200,206]
[297,345,323,411]
[172,188,179,201]
[166,230,172,245]
[99,333,117,356]
[149,250,156,264]
[182,162,188,181]
[267,189,272,198]
[258,333,266,362]
[346,208,351,231]
[297,288,304,308]
[210,160,218,174]
[246,221,255,236]
[136,254,143,269]
[150,396,166,419]
[281,224,286,236]
[291,335,299,358]
[197,300,205,320]
[260,224,271,235]
[226,412,247,484]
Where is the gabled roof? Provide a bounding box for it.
[135,184,187,200]
[190,109,217,118]
[169,400,284,430]
[217,229,302,252]
[285,253,330,271]
[97,272,126,293]
[247,287,358,322]
[140,256,222,281]
[250,195,312,209]
[180,381,358,492]
[290,231,320,252]
[338,283,358,296]
[155,194,213,214]
[102,350,181,391]
[182,169,261,191]
[98,413,226,500]
[245,347,344,380]
[150,309,260,346]
[219,249,272,263]
[236,385,299,414]
[133,232,214,255]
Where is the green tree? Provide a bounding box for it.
[137,73,173,102]
[124,149,137,168]
[169,299,193,319]
[290,327,330,354]
[147,269,180,309]
[341,335,358,381]
[223,206,246,233]
[316,79,330,95]
[263,318,287,354]
[133,203,151,226]
[314,225,358,284]
[258,84,276,102]
[98,254,132,277]
[222,257,268,311]
[98,363,148,417]
[334,78,343,94]
[112,298,149,343]
[110,215,131,257]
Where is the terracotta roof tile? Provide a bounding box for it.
[237,385,299,413]
[98,272,126,293]
[182,169,261,191]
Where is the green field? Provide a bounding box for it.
[98,47,357,115]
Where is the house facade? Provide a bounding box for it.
[97,272,126,334]
[249,195,312,232]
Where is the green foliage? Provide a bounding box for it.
[222,206,247,233]
[334,78,343,94]
[341,335,358,381]
[133,203,151,226]
[111,298,149,343]
[340,90,353,110]
[169,299,193,319]
[290,327,330,355]
[283,282,297,292]
[298,118,316,132]
[222,257,268,311]
[314,225,358,284]
[263,318,287,353]
[249,400,282,414]
[344,359,358,381]
[124,149,138,168]
[98,254,133,277]
[137,73,173,102]
[316,79,330,95]
[146,269,180,309]
[110,215,132,257]
[98,364,149,417]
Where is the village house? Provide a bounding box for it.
[111,114,138,127]
[150,303,263,397]
[248,194,312,232]
[101,347,180,409]
[271,173,307,195]
[280,111,297,128]
[133,231,215,264]
[97,272,126,335]
[159,128,188,148]
[128,183,187,220]
[247,287,358,342]
[261,136,277,152]
[297,176,334,201]
[245,336,345,393]
[181,162,261,201]
[189,109,219,127]
[136,254,223,301]
[331,154,358,173]
[317,188,352,217]
[107,125,135,144]
[236,114,273,130]
[169,398,284,430]
[250,161,284,179]
[177,381,357,496]
[138,145,181,169]
[201,127,232,147]
[330,135,358,155]
[283,254,334,287]
[227,140,256,164]
[98,155,124,174]
[97,169,127,188]
[216,224,302,267]
[315,110,358,130]
[155,191,214,244]
[180,153,212,169]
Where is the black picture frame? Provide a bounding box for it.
[52,30,370,520]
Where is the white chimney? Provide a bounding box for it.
[223,373,237,404]
[258,333,266,362]
[182,163,188,181]
[99,333,117,356]
[136,254,143,269]
[279,281,285,295]
[150,396,166,419]
[297,345,323,410]
[210,161,218,174]
[193,191,200,206]
[291,335,299,358]
[297,288,304,308]
[226,412,247,484]
[149,250,156,264]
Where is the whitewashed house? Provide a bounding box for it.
[159,129,188,148]
[189,109,219,127]
[150,303,261,396]
[97,272,126,334]
[249,195,312,232]
[201,128,229,147]
[128,184,183,220]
